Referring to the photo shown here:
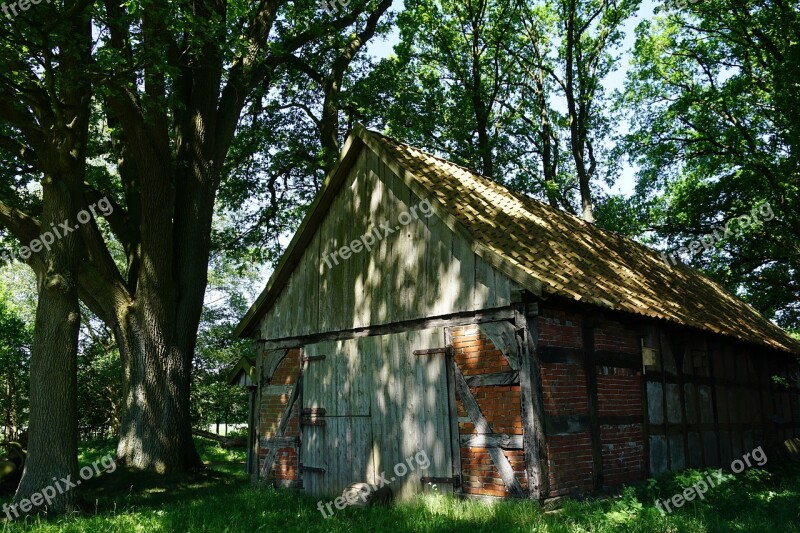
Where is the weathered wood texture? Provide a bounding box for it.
[264,308,515,350]
[301,328,454,500]
[517,310,548,500]
[479,321,521,370]
[644,326,800,476]
[260,149,518,342]
[460,434,524,449]
[444,327,463,496]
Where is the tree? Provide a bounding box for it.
[0,0,91,512]
[358,0,521,180]
[0,0,394,493]
[623,0,800,328]
[353,0,638,221]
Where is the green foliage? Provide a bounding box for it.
[190,249,259,430]
[353,0,639,221]
[0,283,31,441]
[623,0,800,327]
[76,321,121,439]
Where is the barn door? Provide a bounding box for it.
[301,338,375,497]
[301,328,457,500]
[370,328,456,500]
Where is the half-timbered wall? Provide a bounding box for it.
[259,148,518,341]
[253,303,800,501]
[452,325,527,498]
[537,307,647,497]
[257,349,302,487]
[536,302,799,498]
[643,328,800,475]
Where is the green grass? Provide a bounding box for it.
[1,439,799,532]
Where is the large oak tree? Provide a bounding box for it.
[0,0,391,512]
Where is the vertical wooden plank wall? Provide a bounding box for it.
[260,146,517,342]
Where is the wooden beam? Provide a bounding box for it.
[259,436,300,448]
[595,350,641,369]
[453,364,492,434]
[421,476,460,485]
[641,326,657,477]
[444,327,463,496]
[460,434,524,449]
[538,346,583,364]
[583,323,603,489]
[414,347,452,356]
[517,309,548,500]
[453,364,524,497]
[464,371,519,387]
[479,321,520,370]
[262,308,515,349]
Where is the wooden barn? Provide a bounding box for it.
[233,126,800,501]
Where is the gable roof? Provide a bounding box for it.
[236,126,800,354]
[225,356,256,387]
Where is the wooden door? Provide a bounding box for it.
[301,338,375,497]
[370,328,455,500]
[301,328,457,500]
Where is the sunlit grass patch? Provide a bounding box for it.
[1,439,799,532]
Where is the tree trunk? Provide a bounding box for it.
[13,179,81,516]
[114,307,202,473]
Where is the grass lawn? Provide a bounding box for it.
[1,439,799,532]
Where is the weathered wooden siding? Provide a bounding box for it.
[259,148,517,341]
[643,329,800,475]
[301,327,454,499]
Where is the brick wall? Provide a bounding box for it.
[597,367,642,418]
[258,349,301,483]
[460,447,527,497]
[595,321,640,354]
[546,432,594,496]
[601,425,644,485]
[541,363,588,415]
[537,309,582,349]
[453,326,513,375]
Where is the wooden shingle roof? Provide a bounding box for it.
[236,126,799,354]
[360,128,799,354]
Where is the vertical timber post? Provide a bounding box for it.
[444,327,463,495]
[515,303,548,500]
